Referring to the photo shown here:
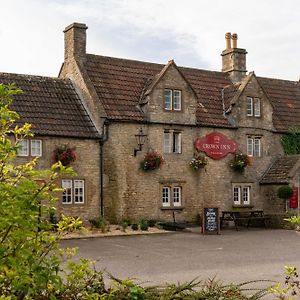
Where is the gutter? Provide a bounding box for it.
[99,119,109,217]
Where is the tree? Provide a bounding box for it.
[281,127,300,155]
[0,83,75,298]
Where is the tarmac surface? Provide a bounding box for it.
[61,228,300,291]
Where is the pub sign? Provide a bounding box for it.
[195,131,237,160]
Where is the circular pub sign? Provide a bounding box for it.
[195,131,237,160]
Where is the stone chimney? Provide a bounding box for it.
[63,23,88,63]
[221,32,247,83]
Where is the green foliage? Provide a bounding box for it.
[277,185,294,200]
[131,223,139,231]
[139,219,149,231]
[0,84,78,298]
[89,216,110,233]
[57,214,84,232]
[269,266,300,299]
[284,216,300,230]
[281,127,300,154]
[148,219,157,227]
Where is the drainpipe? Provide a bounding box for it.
[99,120,109,217]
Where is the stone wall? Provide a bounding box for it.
[103,121,284,223]
[15,136,100,222]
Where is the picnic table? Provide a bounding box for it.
[220,210,270,231]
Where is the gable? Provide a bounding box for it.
[226,73,274,131]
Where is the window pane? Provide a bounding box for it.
[254,98,261,117]
[173,132,182,154]
[173,90,181,110]
[173,186,181,207]
[247,138,253,156]
[162,187,170,207]
[164,131,171,153]
[164,90,172,110]
[247,97,253,116]
[31,140,42,157]
[243,186,250,205]
[17,139,29,156]
[233,186,241,205]
[253,138,261,157]
[62,180,72,204]
[74,180,84,204]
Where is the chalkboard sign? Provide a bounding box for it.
[202,207,220,234]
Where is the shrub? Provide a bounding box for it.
[121,220,128,232]
[139,219,149,231]
[277,185,294,200]
[89,216,109,233]
[194,213,202,225]
[148,219,157,227]
[131,223,139,231]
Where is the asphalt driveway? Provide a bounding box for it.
[61,229,300,287]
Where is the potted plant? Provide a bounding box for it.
[140,151,164,171]
[277,185,294,212]
[189,154,208,171]
[230,153,251,173]
[53,145,77,166]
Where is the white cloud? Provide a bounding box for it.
[0,0,299,80]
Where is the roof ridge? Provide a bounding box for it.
[257,75,298,84]
[0,72,69,82]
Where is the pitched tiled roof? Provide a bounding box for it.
[84,54,233,127]
[257,77,300,132]
[0,73,99,138]
[260,155,300,184]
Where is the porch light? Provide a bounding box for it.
[134,127,147,156]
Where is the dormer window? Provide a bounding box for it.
[247,97,261,117]
[164,89,182,111]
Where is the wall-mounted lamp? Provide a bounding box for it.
[134,127,147,156]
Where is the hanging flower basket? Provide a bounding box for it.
[189,154,208,171]
[230,153,251,173]
[53,145,77,166]
[140,151,164,171]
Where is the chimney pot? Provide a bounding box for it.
[63,22,88,62]
[225,32,232,49]
[232,33,238,48]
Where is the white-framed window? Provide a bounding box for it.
[247,137,261,157]
[17,139,42,157]
[161,185,183,208]
[162,187,170,207]
[173,90,182,110]
[18,139,29,156]
[163,130,182,154]
[31,140,42,156]
[74,180,84,204]
[173,186,182,207]
[62,179,72,204]
[246,97,261,117]
[62,179,85,204]
[164,89,182,111]
[233,184,251,206]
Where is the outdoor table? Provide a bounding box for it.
[220,210,268,231]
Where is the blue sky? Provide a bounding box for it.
[0,0,299,80]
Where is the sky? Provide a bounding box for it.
[0,0,299,80]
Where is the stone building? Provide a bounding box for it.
[2,23,300,223]
[0,73,101,221]
[58,23,300,223]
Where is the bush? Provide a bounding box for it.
[148,219,157,227]
[89,216,109,233]
[277,185,294,199]
[139,219,149,231]
[194,213,202,225]
[131,223,139,231]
